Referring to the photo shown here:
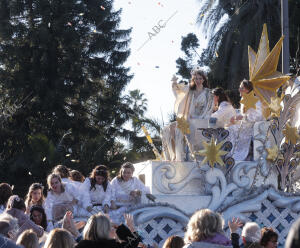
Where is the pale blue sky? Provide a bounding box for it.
[113,0,204,124]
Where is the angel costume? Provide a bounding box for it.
[211,101,236,127]
[161,83,214,161]
[44,183,90,223]
[226,101,264,161]
[109,176,150,224]
[80,178,113,213]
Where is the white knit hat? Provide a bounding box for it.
[241,222,261,243]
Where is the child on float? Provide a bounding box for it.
[80,165,113,214]
[44,173,90,228]
[24,183,45,214]
[110,162,150,223]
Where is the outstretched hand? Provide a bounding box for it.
[171,75,178,83]
[228,217,243,233]
[124,213,135,232]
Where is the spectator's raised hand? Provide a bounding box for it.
[228,217,243,233]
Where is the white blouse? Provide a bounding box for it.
[211,101,236,127]
[110,177,150,206]
[80,178,113,207]
[44,183,88,221]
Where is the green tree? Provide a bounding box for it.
[0,0,132,195]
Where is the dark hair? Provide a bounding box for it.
[0,183,13,206]
[212,87,229,106]
[6,195,26,211]
[260,227,278,246]
[117,162,135,181]
[190,70,208,90]
[30,205,47,230]
[163,235,184,248]
[52,165,70,178]
[25,183,45,208]
[241,79,253,92]
[70,170,85,183]
[90,165,109,191]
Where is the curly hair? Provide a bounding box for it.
[184,209,224,243]
[190,70,209,89]
[24,183,45,209]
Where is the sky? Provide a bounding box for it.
[113,0,204,125]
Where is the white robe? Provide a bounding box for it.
[110,177,150,207]
[44,183,89,222]
[211,101,236,127]
[226,101,264,161]
[80,178,113,207]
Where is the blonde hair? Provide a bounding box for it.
[44,228,74,248]
[184,209,224,243]
[16,229,39,248]
[83,214,111,240]
[47,173,65,193]
[25,183,45,208]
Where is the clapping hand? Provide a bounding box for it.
[124,213,135,232]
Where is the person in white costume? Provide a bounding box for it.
[211,88,236,127]
[161,69,214,161]
[24,183,45,214]
[81,165,113,214]
[110,162,150,224]
[226,80,264,161]
[44,173,90,226]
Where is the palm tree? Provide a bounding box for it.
[197,0,282,89]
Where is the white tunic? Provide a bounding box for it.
[44,183,89,221]
[80,178,113,207]
[110,177,150,207]
[211,101,236,127]
[226,101,264,161]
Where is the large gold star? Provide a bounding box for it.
[176,117,190,135]
[269,95,283,118]
[283,123,300,145]
[248,24,290,118]
[266,145,279,161]
[240,91,259,113]
[196,137,228,167]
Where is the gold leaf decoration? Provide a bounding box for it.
[176,117,190,135]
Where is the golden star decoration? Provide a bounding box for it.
[176,117,190,135]
[248,24,290,118]
[240,91,259,113]
[266,145,279,161]
[269,95,283,118]
[282,123,300,145]
[196,137,228,167]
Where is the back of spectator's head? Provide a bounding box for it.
[285,218,300,248]
[52,165,70,178]
[260,227,278,247]
[0,213,19,238]
[0,183,13,206]
[69,170,85,182]
[44,228,74,248]
[6,195,26,211]
[16,229,39,248]
[83,214,111,241]
[184,209,224,243]
[241,222,261,243]
[163,235,184,248]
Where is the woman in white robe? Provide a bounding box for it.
[44,173,90,227]
[161,70,214,161]
[226,80,264,161]
[211,88,236,127]
[110,162,150,224]
[80,165,113,214]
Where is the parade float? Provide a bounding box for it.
[128,24,300,247]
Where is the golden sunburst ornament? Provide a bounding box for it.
[283,123,300,145]
[176,117,190,135]
[248,24,290,118]
[196,137,228,167]
[240,91,259,113]
[266,145,279,161]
